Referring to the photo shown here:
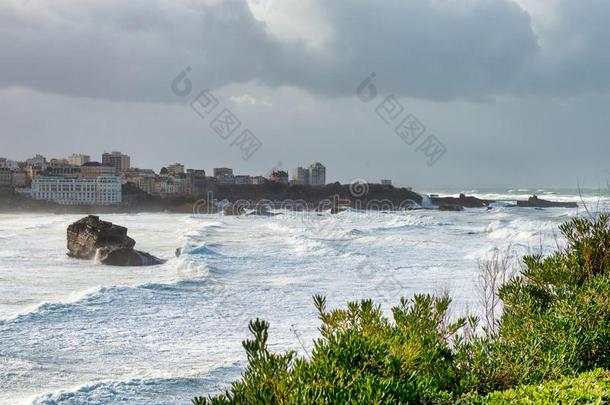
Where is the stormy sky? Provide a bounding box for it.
[1,0,609,188]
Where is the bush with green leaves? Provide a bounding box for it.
[465,369,610,404]
[193,215,610,404]
[484,215,610,389]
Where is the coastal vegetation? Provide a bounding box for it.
[193,215,610,404]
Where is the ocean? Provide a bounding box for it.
[1,189,608,404]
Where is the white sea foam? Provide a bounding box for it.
[1,191,609,403]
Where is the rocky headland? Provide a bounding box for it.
[1,184,579,214]
[431,193,494,210]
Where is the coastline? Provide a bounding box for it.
[0,191,597,403]
[0,183,579,214]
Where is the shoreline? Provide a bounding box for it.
[0,184,579,214]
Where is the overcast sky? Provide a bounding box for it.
[1,0,609,188]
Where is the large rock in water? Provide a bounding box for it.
[517,195,578,208]
[67,215,165,266]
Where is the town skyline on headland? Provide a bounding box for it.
[0,149,589,212]
[1,150,340,206]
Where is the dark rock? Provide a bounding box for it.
[431,194,493,209]
[67,215,134,259]
[213,183,424,210]
[67,215,165,266]
[517,195,578,208]
[224,204,245,216]
[103,248,164,266]
[175,247,182,257]
[438,204,464,211]
[330,206,348,214]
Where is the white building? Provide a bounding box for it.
[30,176,122,205]
[68,153,91,166]
[7,160,19,170]
[251,176,267,185]
[308,162,326,186]
[380,179,392,185]
[292,167,310,185]
[154,176,187,196]
[0,159,19,170]
[26,154,47,168]
[217,174,235,184]
[234,175,251,185]
[166,163,185,176]
[0,168,10,188]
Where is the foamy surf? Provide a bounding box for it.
[1,192,609,403]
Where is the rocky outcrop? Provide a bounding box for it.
[67,215,165,266]
[214,183,424,209]
[517,195,578,208]
[431,193,493,209]
[438,204,464,211]
[223,204,244,216]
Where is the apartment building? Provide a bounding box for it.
[123,168,156,194]
[308,162,326,186]
[251,176,268,185]
[234,175,252,185]
[154,176,187,196]
[30,176,122,205]
[43,164,81,178]
[80,162,116,179]
[102,151,131,174]
[167,163,185,176]
[26,154,47,169]
[291,167,310,185]
[269,170,289,184]
[186,169,207,196]
[68,153,91,166]
[213,168,233,177]
[0,168,10,189]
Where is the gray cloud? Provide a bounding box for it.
[0,0,272,101]
[2,0,608,103]
[516,0,610,96]
[2,0,610,190]
[285,0,538,100]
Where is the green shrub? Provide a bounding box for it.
[194,295,473,404]
[488,215,610,388]
[193,215,610,404]
[464,369,610,404]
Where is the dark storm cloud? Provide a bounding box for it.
[0,0,277,101]
[0,0,608,102]
[281,0,538,100]
[516,0,610,96]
